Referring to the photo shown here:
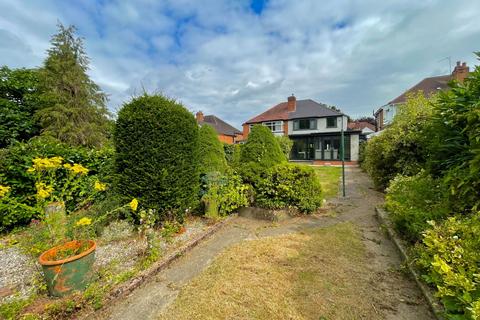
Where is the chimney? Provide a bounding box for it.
[452,61,469,83]
[287,94,296,112]
[195,111,204,122]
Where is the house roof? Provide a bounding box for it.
[199,115,242,137]
[388,75,451,105]
[347,121,375,132]
[245,99,344,124]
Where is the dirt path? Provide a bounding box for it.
[91,168,433,320]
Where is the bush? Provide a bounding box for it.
[198,125,227,175]
[0,136,112,230]
[362,92,433,189]
[201,172,249,218]
[114,94,200,221]
[385,172,450,242]
[255,163,323,213]
[416,213,480,319]
[239,125,286,183]
[276,136,293,159]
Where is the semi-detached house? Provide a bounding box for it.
[242,95,361,164]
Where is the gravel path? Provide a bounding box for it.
[91,167,434,320]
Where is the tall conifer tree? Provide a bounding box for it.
[36,23,110,148]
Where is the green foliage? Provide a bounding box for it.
[114,94,200,221]
[416,213,480,319]
[201,172,249,218]
[362,92,433,189]
[255,163,323,213]
[198,124,227,175]
[425,55,480,212]
[240,125,286,183]
[0,136,112,230]
[385,172,450,242]
[276,135,293,159]
[35,23,110,148]
[224,143,241,169]
[0,67,40,148]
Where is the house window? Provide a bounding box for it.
[326,117,337,128]
[262,121,283,133]
[293,119,317,130]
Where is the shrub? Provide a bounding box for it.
[201,172,249,218]
[0,136,112,230]
[385,172,450,242]
[416,213,480,318]
[198,124,227,175]
[114,94,200,221]
[362,92,433,189]
[276,136,293,159]
[255,163,323,213]
[239,125,286,183]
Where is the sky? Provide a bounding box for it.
[1,0,479,129]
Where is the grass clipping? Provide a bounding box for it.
[159,223,381,320]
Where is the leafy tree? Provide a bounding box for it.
[426,52,480,212]
[0,67,40,147]
[198,124,227,175]
[351,116,376,126]
[114,94,200,222]
[362,92,433,189]
[276,136,293,159]
[36,23,110,148]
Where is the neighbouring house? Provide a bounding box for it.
[196,111,243,144]
[242,95,361,164]
[375,61,470,131]
[347,121,375,140]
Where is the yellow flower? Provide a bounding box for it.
[94,181,107,192]
[0,185,11,198]
[26,167,35,173]
[76,217,92,227]
[70,163,89,175]
[35,183,53,199]
[63,163,72,169]
[31,157,63,171]
[129,198,139,211]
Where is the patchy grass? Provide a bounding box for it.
[159,223,382,320]
[311,166,342,199]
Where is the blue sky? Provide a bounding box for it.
[1,0,480,129]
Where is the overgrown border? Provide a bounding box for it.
[75,215,234,319]
[375,206,444,320]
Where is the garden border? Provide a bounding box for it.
[375,206,444,320]
[78,215,234,319]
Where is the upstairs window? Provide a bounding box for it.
[262,121,283,133]
[293,119,317,130]
[326,117,337,128]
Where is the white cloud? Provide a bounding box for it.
[0,0,479,127]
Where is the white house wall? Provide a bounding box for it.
[350,134,359,161]
[287,116,348,135]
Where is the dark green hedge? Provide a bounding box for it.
[114,94,199,220]
[198,124,227,175]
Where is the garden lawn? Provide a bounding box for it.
[158,223,381,320]
[311,166,341,199]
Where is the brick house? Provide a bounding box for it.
[196,111,243,144]
[243,95,361,164]
[375,61,470,131]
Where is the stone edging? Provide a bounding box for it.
[78,215,233,319]
[375,206,444,320]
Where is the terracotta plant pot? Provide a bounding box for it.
[38,240,96,297]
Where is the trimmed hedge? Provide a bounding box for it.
[255,163,323,213]
[198,124,227,175]
[239,125,286,183]
[114,94,200,220]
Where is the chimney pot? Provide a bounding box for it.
[287,94,296,112]
[196,111,204,122]
[462,62,467,67]
[457,61,461,66]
